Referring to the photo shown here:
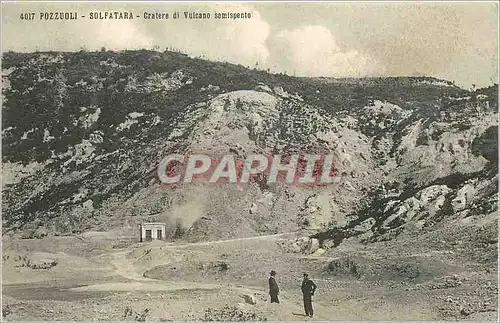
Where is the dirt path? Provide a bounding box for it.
[71,233,299,294]
[109,250,155,282]
[72,246,223,293]
[73,230,409,321]
[111,231,301,281]
[104,245,335,320]
[162,231,300,249]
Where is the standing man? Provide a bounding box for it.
[301,273,317,317]
[269,270,280,303]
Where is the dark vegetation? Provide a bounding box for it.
[471,125,498,165]
[2,50,479,164]
[1,50,497,234]
[313,162,498,247]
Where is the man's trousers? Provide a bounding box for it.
[303,295,313,317]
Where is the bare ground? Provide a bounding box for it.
[1,227,498,322]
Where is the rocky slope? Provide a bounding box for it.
[2,50,498,251]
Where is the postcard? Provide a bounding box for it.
[1,1,498,322]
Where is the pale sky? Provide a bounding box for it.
[1,2,498,88]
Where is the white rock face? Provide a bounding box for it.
[353,217,375,233]
[280,237,321,254]
[382,197,421,229]
[434,195,447,209]
[452,184,476,212]
[257,192,275,207]
[210,90,279,132]
[79,107,101,129]
[125,70,193,93]
[273,86,289,98]
[1,161,47,186]
[21,128,35,140]
[200,84,220,92]
[312,248,326,256]
[62,140,96,167]
[366,100,412,119]
[186,90,280,155]
[419,79,454,87]
[249,203,258,214]
[89,131,104,144]
[288,242,302,253]
[116,112,145,131]
[128,112,144,119]
[300,191,340,229]
[254,83,273,93]
[43,129,55,143]
[116,119,138,131]
[393,113,495,180]
[241,294,257,305]
[82,199,94,210]
[308,238,320,254]
[417,185,451,205]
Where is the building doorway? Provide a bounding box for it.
[140,223,167,242]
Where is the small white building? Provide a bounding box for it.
[139,222,166,242]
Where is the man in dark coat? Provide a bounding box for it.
[269,270,280,303]
[301,273,317,317]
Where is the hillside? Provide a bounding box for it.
[2,50,497,243]
[1,50,498,322]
